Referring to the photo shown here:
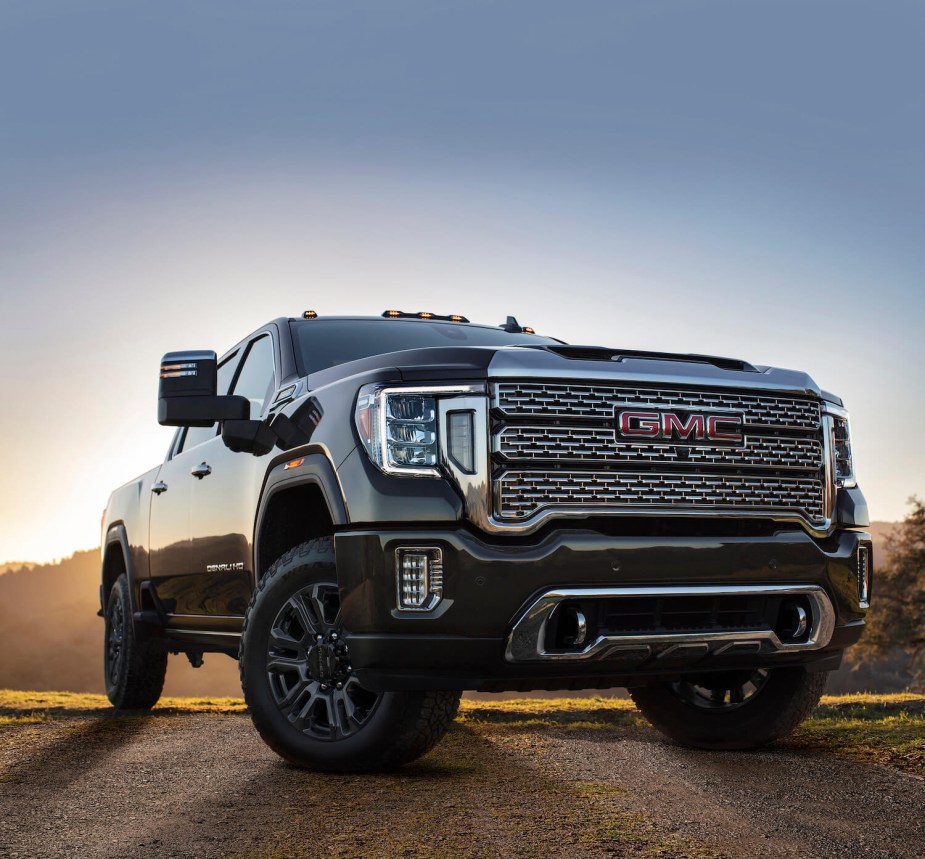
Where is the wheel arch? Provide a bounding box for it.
[254,453,348,583]
[102,523,133,613]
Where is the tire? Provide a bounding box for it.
[104,573,167,709]
[240,538,461,772]
[630,666,827,750]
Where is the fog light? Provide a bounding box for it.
[395,547,444,611]
[857,543,872,608]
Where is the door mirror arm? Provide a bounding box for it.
[220,396,325,456]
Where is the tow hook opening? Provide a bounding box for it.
[775,599,811,643]
[547,603,590,651]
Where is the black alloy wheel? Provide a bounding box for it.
[266,581,381,740]
[241,538,461,771]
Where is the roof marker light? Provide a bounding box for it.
[303,310,318,319]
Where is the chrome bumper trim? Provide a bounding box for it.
[505,584,836,663]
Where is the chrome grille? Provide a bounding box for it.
[490,379,828,529]
[495,381,821,430]
[497,425,823,470]
[497,471,826,522]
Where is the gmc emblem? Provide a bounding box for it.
[615,408,744,446]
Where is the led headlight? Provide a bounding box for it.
[825,403,856,488]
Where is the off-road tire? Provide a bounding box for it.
[240,538,461,772]
[104,574,167,709]
[630,667,828,750]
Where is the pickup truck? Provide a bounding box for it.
[101,310,872,771]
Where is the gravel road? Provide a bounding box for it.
[1,709,922,859]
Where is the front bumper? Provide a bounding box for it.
[335,526,869,692]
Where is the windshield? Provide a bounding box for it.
[292,319,559,375]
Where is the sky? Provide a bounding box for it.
[0,0,922,562]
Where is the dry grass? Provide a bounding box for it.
[2,688,922,777]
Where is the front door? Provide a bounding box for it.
[189,333,278,617]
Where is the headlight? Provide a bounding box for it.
[825,404,856,488]
[355,384,481,476]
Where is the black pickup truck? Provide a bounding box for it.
[101,310,871,771]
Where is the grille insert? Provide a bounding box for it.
[495,381,821,429]
[497,424,823,469]
[497,470,825,522]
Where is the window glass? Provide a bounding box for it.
[231,335,276,419]
[293,320,558,375]
[178,352,240,453]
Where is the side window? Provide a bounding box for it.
[178,352,240,453]
[231,335,276,419]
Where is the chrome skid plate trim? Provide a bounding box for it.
[504,584,836,663]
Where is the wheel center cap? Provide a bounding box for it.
[307,643,338,682]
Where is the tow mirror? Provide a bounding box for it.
[157,351,249,427]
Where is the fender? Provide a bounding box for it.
[253,448,349,580]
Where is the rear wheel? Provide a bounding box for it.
[240,538,460,771]
[630,666,827,750]
[104,574,167,709]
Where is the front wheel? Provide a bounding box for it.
[630,667,827,750]
[240,539,460,772]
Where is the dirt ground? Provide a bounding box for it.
[1,695,923,859]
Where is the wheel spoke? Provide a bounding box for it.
[270,626,305,652]
[306,584,336,631]
[276,677,311,717]
[324,692,352,739]
[287,595,318,638]
[267,654,304,674]
[288,683,322,728]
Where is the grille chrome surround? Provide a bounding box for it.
[495,381,821,429]
[485,379,832,536]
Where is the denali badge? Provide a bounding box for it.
[206,561,246,573]
[615,408,744,445]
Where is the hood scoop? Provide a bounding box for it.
[540,344,758,373]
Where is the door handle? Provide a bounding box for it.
[191,462,212,479]
[151,481,168,495]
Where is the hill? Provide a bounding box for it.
[0,550,241,697]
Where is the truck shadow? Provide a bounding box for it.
[107,721,623,859]
[0,715,153,794]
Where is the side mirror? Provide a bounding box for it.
[157,351,249,427]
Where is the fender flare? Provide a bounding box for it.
[102,522,135,614]
[253,449,348,581]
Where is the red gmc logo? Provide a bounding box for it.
[615,409,744,445]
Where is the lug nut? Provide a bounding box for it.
[335,682,343,690]
[330,632,339,642]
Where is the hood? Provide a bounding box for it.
[304,343,822,398]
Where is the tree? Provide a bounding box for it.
[856,497,925,688]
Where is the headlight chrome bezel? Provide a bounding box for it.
[354,383,484,477]
[824,402,857,490]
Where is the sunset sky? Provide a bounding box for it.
[1,1,923,563]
